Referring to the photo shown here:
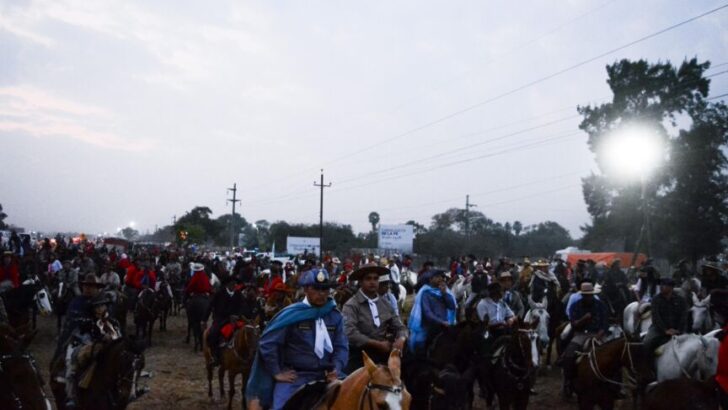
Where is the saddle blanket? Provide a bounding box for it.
[220,320,246,342]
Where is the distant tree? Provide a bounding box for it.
[214,213,249,246]
[0,204,7,229]
[120,227,139,240]
[405,220,428,235]
[513,221,523,236]
[368,212,380,233]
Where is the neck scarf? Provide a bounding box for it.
[226,288,234,297]
[361,290,381,327]
[302,297,333,359]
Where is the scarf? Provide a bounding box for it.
[361,291,380,327]
[246,298,336,408]
[302,297,334,358]
[407,285,457,352]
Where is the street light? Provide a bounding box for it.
[600,124,665,265]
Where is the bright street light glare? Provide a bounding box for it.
[601,125,664,181]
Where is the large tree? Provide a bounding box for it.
[578,58,725,259]
[0,204,7,229]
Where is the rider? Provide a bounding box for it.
[671,259,692,286]
[386,257,401,301]
[205,275,245,367]
[643,277,687,354]
[342,265,407,373]
[561,282,608,398]
[529,260,560,303]
[477,282,517,340]
[377,274,400,317]
[499,272,525,319]
[465,262,489,309]
[601,260,630,317]
[58,275,106,408]
[408,269,457,356]
[264,282,294,321]
[701,260,728,293]
[0,250,20,291]
[246,268,348,410]
[634,264,660,304]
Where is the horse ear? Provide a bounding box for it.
[362,350,377,376]
[387,349,401,380]
[692,292,699,305]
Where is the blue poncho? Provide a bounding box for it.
[245,299,336,408]
[407,284,457,352]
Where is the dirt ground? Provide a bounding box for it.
[27,310,629,409]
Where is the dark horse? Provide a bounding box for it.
[573,337,651,410]
[51,337,146,410]
[155,281,173,331]
[134,289,159,346]
[481,328,537,410]
[643,378,719,410]
[402,312,485,410]
[543,281,566,368]
[52,280,75,332]
[0,325,53,409]
[186,294,210,352]
[1,276,53,331]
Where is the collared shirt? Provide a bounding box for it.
[342,290,407,349]
[389,265,401,284]
[651,292,687,333]
[569,298,608,333]
[476,297,514,324]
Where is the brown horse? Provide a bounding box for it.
[0,325,52,409]
[482,328,537,410]
[284,350,410,410]
[134,288,159,346]
[573,337,650,410]
[50,337,146,410]
[203,321,260,410]
[155,281,173,331]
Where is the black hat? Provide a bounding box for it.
[487,282,502,294]
[350,265,390,282]
[659,277,675,287]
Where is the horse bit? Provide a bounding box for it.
[360,382,404,410]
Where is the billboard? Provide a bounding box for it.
[286,236,321,255]
[378,224,414,253]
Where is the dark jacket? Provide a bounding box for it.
[471,272,488,295]
[206,289,245,322]
[650,292,688,333]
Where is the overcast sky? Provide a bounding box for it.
[2,0,727,238]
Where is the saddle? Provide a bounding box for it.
[219,320,246,345]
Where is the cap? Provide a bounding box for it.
[300,268,334,289]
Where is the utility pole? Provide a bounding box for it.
[172,215,176,225]
[465,194,477,238]
[227,183,241,248]
[313,170,331,259]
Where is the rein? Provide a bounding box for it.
[358,381,404,410]
[500,331,534,389]
[0,348,51,410]
[582,338,638,389]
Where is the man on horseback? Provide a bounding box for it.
[264,282,293,321]
[408,269,457,356]
[560,282,608,398]
[205,275,245,367]
[643,277,687,354]
[701,260,728,293]
[464,262,489,310]
[342,265,407,373]
[477,282,517,339]
[529,259,560,303]
[499,271,525,319]
[246,268,348,410]
[602,259,630,318]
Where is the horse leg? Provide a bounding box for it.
[185,319,191,344]
[207,363,214,398]
[148,320,154,346]
[219,366,226,399]
[241,373,249,410]
[228,371,237,410]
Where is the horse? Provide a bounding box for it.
[623,301,652,339]
[52,280,76,332]
[655,333,719,381]
[401,268,416,294]
[50,337,146,410]
[134,288,159,346]
[524,296,549,363]
[282,350,410,410]
[155,281,173,331]
[690,293,715,334]
[482,328,538,410]
[0,325,53,410]
[186,294,210,352]
[203,322,260,409]
[643,378,719,410]
[1,276,53,331]
[573,337,651,410]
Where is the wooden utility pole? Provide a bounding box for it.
[227,183,241,248]
[465,194,477,237]
[313,170,332,258]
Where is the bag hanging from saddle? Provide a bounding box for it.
[220,320,246,342]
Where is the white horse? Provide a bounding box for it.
[524,296,550,351]
[397,284,406,312]
[623,301,652,338]
[23,276,53,316]
[655,333,719,381]
[451,275,470,303]
[690,292,716,334]
[401,268,417,294]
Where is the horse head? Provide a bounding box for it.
[526,296,550,348]
[691,293,713,333]
[362,350,410,410]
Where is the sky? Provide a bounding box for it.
[1,0,727,238]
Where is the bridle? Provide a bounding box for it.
[501,330,535,390]
[359,380,404,410]
[0,348,52,410]
[583,337,639,389]
[231,324,259,363]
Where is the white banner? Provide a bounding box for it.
[378,224,414,253]
[286,236,321,255]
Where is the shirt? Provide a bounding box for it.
[342,290,407,349]
[476,297,514,325]
[650,292,688,334]
[388,265,400,284]
[569,298,608,334]
[421,287,457,328]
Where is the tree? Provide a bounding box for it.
[578,58,718,256]
[175,206,220,244]
[120,227,139,240]
[0,204,7,229]
[513,221,522,236]
[368,212,380,233]
[214,213,249,246]
[405,220,428,235]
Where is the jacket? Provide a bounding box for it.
[342,290,407,349]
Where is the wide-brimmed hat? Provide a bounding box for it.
[702,261,724,273]
[2,251,13,257]
[531,259,549,267]
[350,265,390,282]
[190,262,205,272]
[80,274,105,287]
[378,275,391,284]
[499,271,513,280]
[579,282,600,295]
[91,294,112,306]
